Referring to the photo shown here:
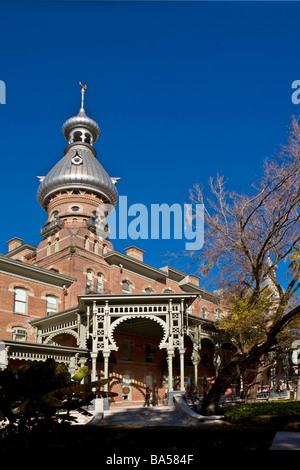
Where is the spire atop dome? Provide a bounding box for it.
[79,81,87,113]
[62,83,101,145]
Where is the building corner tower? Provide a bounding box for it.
[35,84,119,306]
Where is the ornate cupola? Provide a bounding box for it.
[61,83,101,146]
[37,84,119,238]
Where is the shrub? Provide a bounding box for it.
[0,359,115,432]
[218,400,300,425]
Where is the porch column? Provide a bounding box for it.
[68,355,77,377]
[103,351,110,388]
[0,342,8,370]
[214,347,221,377]
[167,349,174,392]
[179,348,185,391]
[102,351,111,410]
[91,352,98,382]
[191,350,200,394]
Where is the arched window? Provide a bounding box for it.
[145,287,153,293]
[12,326,27,342]
[54,238,59,253]
[14,287,28,314]
[202,307,208,319]
[52,211,59,221]
[84,236,89,250]
[86,269,94,291]
[94,240,99,255]
[96,273,104,293]
[46,295,58,314]
[72,130,83,143]
[122,280,131,294]
[102,244,108,255]
[84,132,91,144]
[164,288,172,293]
[47,242,51,256]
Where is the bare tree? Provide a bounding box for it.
[187,116,300,415]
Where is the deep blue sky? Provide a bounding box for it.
[0,1,299,284]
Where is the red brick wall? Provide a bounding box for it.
[0,271,66,342]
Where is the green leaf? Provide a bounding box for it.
[71,365,89,382]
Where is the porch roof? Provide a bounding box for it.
[0,338,88,362]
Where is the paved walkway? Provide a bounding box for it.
[269,432,300,450]
[102,405,196,426]
[101,405,300,450]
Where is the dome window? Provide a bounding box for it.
[84,132,92,144]
[72,131,83,143]
[71,154,83,165]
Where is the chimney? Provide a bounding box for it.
[188,274,199,286]
[125,246,145,262]
[179,274,200,287]
[7,237,24,253]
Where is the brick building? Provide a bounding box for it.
[0,86,240,407]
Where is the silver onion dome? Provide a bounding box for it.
[37,84,118,210]
[37,144,118,210]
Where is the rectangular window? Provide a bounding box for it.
[146,343,155,363]
[46,295,58,314]
[14,288,28,314]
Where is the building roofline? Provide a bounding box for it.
[179,282,221,302]
[0,338,88,354]
[0,253,76,287]
[160,265,190,281]
[103,250,169,278]
[78,292,199,308]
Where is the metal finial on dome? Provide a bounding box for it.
[79,82,87,113]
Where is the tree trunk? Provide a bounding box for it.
[200,359,242,415]
[247,362,264,402]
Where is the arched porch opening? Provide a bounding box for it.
[44,332,77,347]
[106,316,167,406]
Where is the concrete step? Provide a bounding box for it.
[102,405,192,427]
[269,432,300,450]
